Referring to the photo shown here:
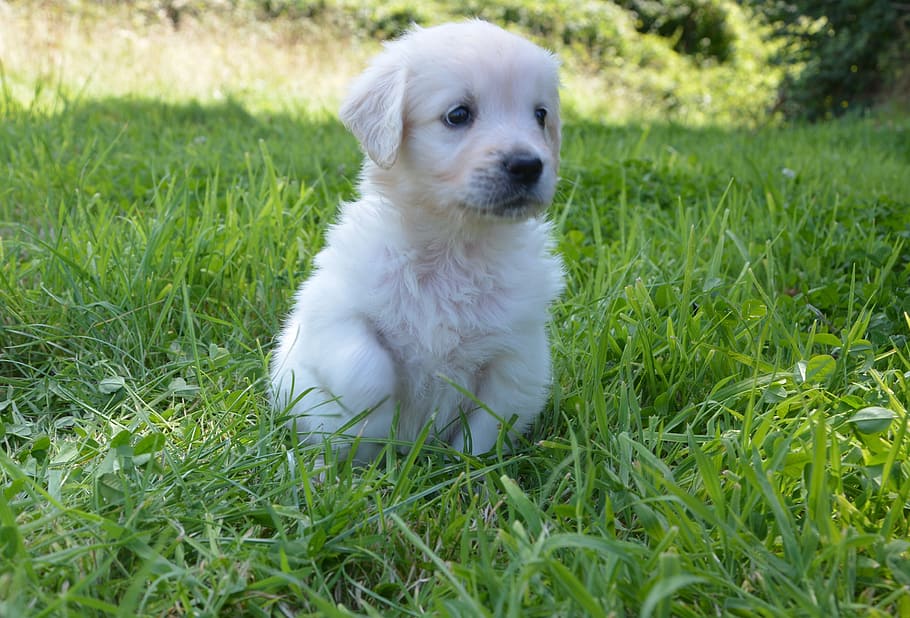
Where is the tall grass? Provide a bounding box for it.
[2,6,909,617]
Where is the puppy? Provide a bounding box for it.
[270,20,564,463]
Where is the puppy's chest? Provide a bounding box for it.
[369,251,520,364]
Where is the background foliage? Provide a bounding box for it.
[82,0,910,118]
[747,0,910,119]
[617,0,736,62]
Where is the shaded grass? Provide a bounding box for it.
[1,87,909,616]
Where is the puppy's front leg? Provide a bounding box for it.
[282,318,398,463]
[457,328,552,455]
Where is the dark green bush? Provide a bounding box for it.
[254,0,327,19]
[749,0,910,120]
[618,0,735,62]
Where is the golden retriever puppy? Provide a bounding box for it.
[271,20,564,462]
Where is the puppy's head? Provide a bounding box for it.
[340,20,561,220]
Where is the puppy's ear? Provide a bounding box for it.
[544,54,562,169]
[339,48,408,169]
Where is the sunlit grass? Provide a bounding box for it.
[0,2,365,111]
[0,1,779,123]
[1,4,909,616]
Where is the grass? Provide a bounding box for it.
[2,4,910,617]
[0,0,780,124]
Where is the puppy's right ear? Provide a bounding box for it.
[339,48,408,170]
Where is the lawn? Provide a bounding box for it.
[1,4,909,617]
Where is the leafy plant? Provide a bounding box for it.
[618,0,736,62]
[747,0,910,119]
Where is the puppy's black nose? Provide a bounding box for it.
[504,154,543,186]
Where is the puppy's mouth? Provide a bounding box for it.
[472,191,548,219]
[461,154,554,219]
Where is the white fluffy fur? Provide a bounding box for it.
[270,20,565,462]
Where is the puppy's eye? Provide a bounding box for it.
[535,107,548,128]
[444,105,473,128]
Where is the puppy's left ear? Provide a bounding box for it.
[339,46,408,169]
[544,55,562,170]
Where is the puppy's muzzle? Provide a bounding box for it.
[463,149,554,218]
[504,153,544,187]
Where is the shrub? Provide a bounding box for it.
[618,0,736,63]
[748,0,910,120]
